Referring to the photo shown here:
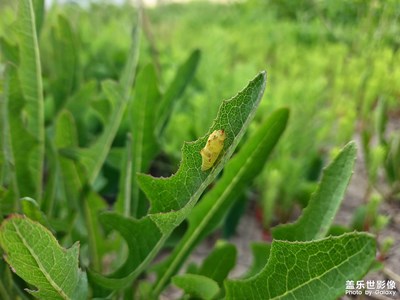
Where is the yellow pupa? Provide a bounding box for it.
[200,129,226,171]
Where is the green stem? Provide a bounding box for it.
[0,280,11,300]
[84,196,100,270]
[153,159,248,297]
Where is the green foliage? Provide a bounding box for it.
[172,274,220,300]
[225,233,376,300]
[197,241,237,286]
[243,242,271,278]
[0,1,386,299]
[89,71,267,293]
[272,142,356,241]
[149,0,400,224]
[3,0,44,202]
[153,108,288,294]
[0,215,88,300]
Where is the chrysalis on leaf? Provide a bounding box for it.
[200,129,226,171]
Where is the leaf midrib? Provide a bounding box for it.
[132,81,151,217]
[269,239,371,300]
[154,117,280,295]
[12,221,71,300]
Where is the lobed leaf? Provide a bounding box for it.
[90,71,267,291]
[68,16,141,184]
[272,142,357,241]
[156,49,201,136]
[128,64,161,217]
[153,108,288,293]
[16,0,44,200]
[172,274,219,300]
[197,241,237,286]
[50,15,79,116]
[225,232,376,300]
[0,215,88,300]
[140,71,267,216]
[4,60,39,202]
[243,242,271,278]
[2,1,45,202]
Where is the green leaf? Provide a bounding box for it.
[116,136,133,217]
[0,215,88,300]
[120,13,141,97]
[272,142,357,241]
[91,212,163,287]
[16,0,44,200]
[83,190,109,271]
[156,49,201,135]
[21,197,50,228]
[243,242,271,278]
[42,129,61,214]
[141,71,266,215]
[32,0,44,36]
[89,71,266,291]
[198,241,236,286]
[225,232,376,300]
[2,0,44,201]
[172,274,219,300]
[50,15,79,116]
[69,19,141,184]
[0,259,14,300]
[4,60,38,201]
[128,64,161,217]
[56,111,108,270]
[154,109,288,293]
[54,110,81,211]
[77,80,127,184]
[1,56,18,213]
[65,80,97,145]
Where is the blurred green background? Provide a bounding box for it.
[1,0,399,229]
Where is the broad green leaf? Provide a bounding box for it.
[16,0,44,200]
[128,64,161,217]
[116,136,133,217]
[65,80,97,145]
[50,15,79,116]
[5,61,38,201]
[0,42,19,213]
[225,232,376,300]
[92,211,162,287]
[0,259,14,300]
[154,109,288,293]
[172,274,219,300]
[83,190,108,271]
[243,242,271,278]
[55,111,108,269]
[0,279,11,300]
[54,110,81,211]
[21,197,50,228]
[68,18,140,184]
[156,49,201,135]
[120,13,141,97]
[272,142,357,241]
[32,0,44,36]
[77,80,126,184]
[42,129,60,214]
[89,71,266,290]
[0,62,4,187]
[141,71,266,215]
[2,3,43,202]
[198,241,236,286]
[136,281,153,300]
[0,215,88,300]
